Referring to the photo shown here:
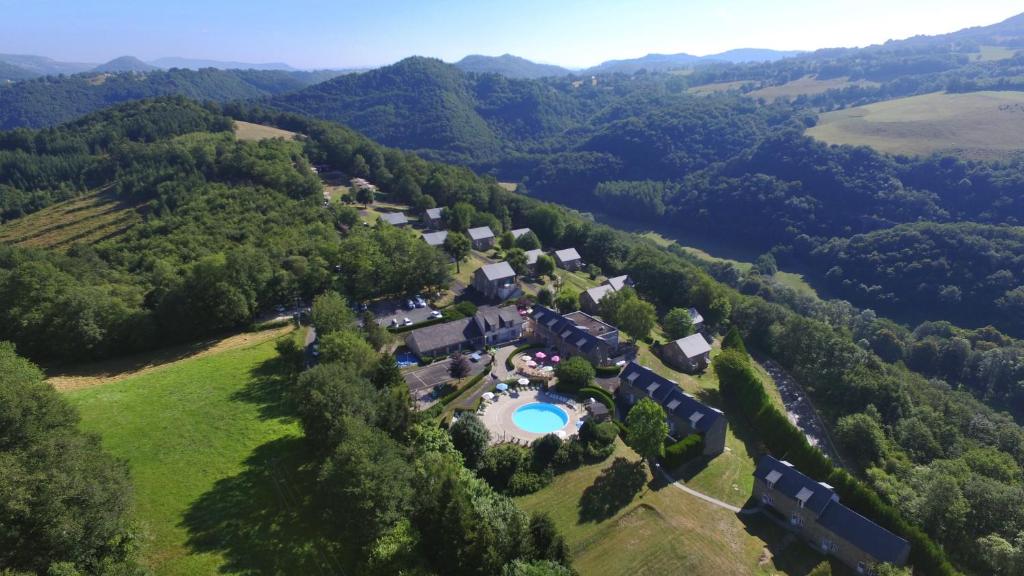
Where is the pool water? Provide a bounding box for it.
[395,352,418,367]
[512,402,569,434]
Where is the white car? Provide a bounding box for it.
[430,310,442,319]
[403,317,413,326]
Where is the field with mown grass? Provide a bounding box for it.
[807,90,1024,161]
[0,190,142,250]
[65,329,350,576]
[748,75,879,101]
[233,120,298,141]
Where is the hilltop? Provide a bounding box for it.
[455,53,572,78]
[92,55,158,73]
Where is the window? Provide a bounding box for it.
[766,480,775,490]
[790,512,803,527]
[761,493,774,505]
[857,562,866,575]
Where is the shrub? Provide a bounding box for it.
[554,356,594,392]
[662,435,703,469]
[577,386,614,412]
[531,434,563,468]
[595,364,622,377]
[507,470,551,496]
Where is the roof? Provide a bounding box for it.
[688,307,704,325]
[425,207,443,219]
[468,226,495,241]
[511,228,532,239]
[754,456,909,564]
[753,456,836,515]
[477,261,516,282]
[379,212,408,226]
[671,334,712,359]
[475,305,524,332]
[530,305,616,354]
[422,231,448,246]
[525,248,544,265]
[605,275,632,291]
[554,247,581,263]
[583,284,615,305]
[619,362,724,433]
[406,318,480,354]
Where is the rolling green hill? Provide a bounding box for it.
[454,54,572,78]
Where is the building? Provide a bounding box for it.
[585,401,611,423]
[406,305,524,358]
[553,248,583,271]
[423,207,443,229]
[617,362,727,455]
[510,228,533,240]
[580,275,635,314]
[350,177,378,192]
[379,212,409,227]
[529,305,619,365]
[422,230,448,248]
[662,333,712,373]
[468,226,496,250]
[687,307,704,331]
[753,456,911,573]
[473,261,518,301]
[525,248,544,275]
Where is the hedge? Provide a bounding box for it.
[595,364,622,377]
[504,343,544,370]
[713,349,960,576]
[387,314,448,334]
[662,435,703,470]
[577,386,614,413]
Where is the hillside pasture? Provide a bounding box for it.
[687,80,754,96]
[233,120,298,141]
[971,45,1018,61]
[0,191,142,249]
[748,75,879,101]
[807,90,1024,160]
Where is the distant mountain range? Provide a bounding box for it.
[0,54,309,81]
[149,57,298,71]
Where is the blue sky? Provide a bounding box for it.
[1,0,1021,69]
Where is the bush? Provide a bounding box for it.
[577,386,614,412]
[662,435,704,469]
[554,356,594,393]
[595,364,622,377]
[531,434,563,468]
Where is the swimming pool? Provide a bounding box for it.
[395,351,418,367]
[512,402,569,434]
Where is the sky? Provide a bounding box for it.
[0,0,1021,69]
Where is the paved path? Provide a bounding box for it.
[656,466,760,516]
[492,342,523,380]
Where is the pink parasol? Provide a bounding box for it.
[535,351,547,360]
[551,356,560,363]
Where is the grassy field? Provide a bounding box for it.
[65,329,350,576]
[748,75,879,101]
[971,45,1017,62]
[0,191,142,250]
[807,90,1024,160]
[517,442,840,576]
[688,80,754,95]
[233,120,298,142]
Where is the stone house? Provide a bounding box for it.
[468,226,495,250]
[423,207,443,229]
[528,305,619,365]
[472,261,518,301]
[406,305,524,358]
[662,333,712,373]
[580,275,634,314]
[553,247,583,271]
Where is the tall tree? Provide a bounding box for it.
[449,413,490,470]
[617,298,657,342]
[311,291,355,336]
[662,308,695,340]
[625,397,667,462]
[444,232,472,274]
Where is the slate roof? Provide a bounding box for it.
[422,231,448,247]
[530,305,614,354]
[468,226,495,241]
[477,261,516,282]
[670,334,712,359]
[583,284,615,305]
[753,456,909,565]
[425,207,443,220]
[619,362,724,433]
[605,275,632,291]
[554,247,581,264]
[406,318,480,354]
[379,212,408,226]
[511,228,532,239]
[688,307,704,325]
[525,248,544,265]
[476,305,524,332]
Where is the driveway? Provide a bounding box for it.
[370,298,437,327]
[404,353,493,408]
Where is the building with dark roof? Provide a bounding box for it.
[472,261,518,301]
[405,305,524,358]
[467,226,496,250]
[753,456,910,573]
[529,305,619,366]
[617,362,726,456]
[662,333,712,373]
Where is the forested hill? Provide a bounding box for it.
[454,54,572,78]
[0,67,343,130]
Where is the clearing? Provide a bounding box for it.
[807,90,1024,161]
[233,120,298,142]
[0,190,142,250]
[65,329,350,576]
[748,75,879,101]
[516,442,843,576]
[970,45,1018,62]
[687,80,755,96]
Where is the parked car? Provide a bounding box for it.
[430,310,443,319]
[403,317,412,326]
[406,299,416,310]
[390,318,399,327]
[415,298,426,308]
[469,352,482,362]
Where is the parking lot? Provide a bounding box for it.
[369,298,438,327]
[404,352,493,407]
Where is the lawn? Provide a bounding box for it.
[747,75,879,101]
[233,120,298,142]
[65,330,350,576]
[807,90,1024,161]
[516,442,838,576]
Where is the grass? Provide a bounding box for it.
[65,329,351,576]
[233,120,298,142]
[0,190,142,250]
[807,90,1024,161]
[971,45,1017,62]
[516,442,838,576]
[687,80,754,95]
[748,75,879,101]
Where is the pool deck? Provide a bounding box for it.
[479,388,583,444]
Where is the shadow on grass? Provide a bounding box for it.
[231,355,297,422]
[180,436,353,575]
[739,506,851,576]
[578,457,647,523]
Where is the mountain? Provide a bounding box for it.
[454,54,572,78]
[0,61,37,82]
[149,56,297,71]
[704,48,802,63]
[882,10,1024,49]
[0,53,95,75]
[584,52,702,74]
[93,56,158,73]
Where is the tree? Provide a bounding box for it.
[449,351,471,382]
[807,561,832,576]
[506,248,529,276]
[351,154,370,178]
[515,231,542,251]
[535,254,556,278]
[662,308,695,340]
[721,326,746,354]
[617,298,656,342]
[625,397,667,461]
[361,310,393,351]
[449,413,490,469]
[537,287,554,307]
[598,287,637,325]
[319,330,379,374]
[372,354,404,390]
[499,231,516,250]
[526,206,565,244]
[753,252,777,276]
[834,413,887,470]
[528,512,571,564]
[294,362,379,450]
[356,184,375,206]
[502,560,573,576]
[444,202,475,232]
[554,356,594,392]
[311,291,355,336]
[554,289,578,313]
[443,232,472,273]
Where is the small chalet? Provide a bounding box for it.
[423,207,443,229]
[617,362,727,455]
[529,305,619,365]
[379,212,409,227]
[510,228,533,240]
[580,274,635,314]
[753,456,910,573]
[472,261,518,301]
[468,226,496,250]
[687,307,704,331]
[553,248,583,271]
[524,248,544,275]
[662,333,712,373]
[422,230,448,248]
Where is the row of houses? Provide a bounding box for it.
[529,305,620,365]
[406,305,524,358]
